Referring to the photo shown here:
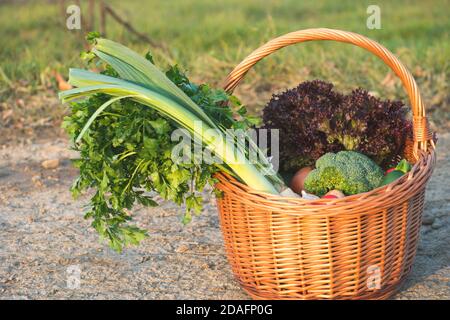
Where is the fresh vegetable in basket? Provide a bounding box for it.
[303,151,384,196]
[261,80,411,172]
[322,190,345,199]
[379,159,412,186]
[60,35,287,252]
[289,166,312,194]
[392,159,412,174]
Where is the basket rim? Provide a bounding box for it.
[215,149,435,216]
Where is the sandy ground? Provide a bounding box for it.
[0,135,448,300]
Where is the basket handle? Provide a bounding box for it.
[223,28,434,158]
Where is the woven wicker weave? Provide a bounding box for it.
[215,28,436,300]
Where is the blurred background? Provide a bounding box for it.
[0,0,448,145]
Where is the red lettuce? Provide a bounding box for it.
[261,80,411,172]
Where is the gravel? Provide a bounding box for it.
[0,136,448,300]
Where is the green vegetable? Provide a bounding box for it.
[378,159,411,187]
[304,151,384,196]
[379,170,404,187]
[60,35,284,252]
[395,159,412,174]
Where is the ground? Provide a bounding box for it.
[0,134,448,299]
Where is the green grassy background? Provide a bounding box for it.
[0,0,449,136]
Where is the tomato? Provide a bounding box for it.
[385,168,396,175]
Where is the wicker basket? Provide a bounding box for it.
[215,28,436,300]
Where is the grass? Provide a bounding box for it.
[0,0,449,140]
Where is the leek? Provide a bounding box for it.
[60,42,283,194]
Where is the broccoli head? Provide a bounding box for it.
[303,151,384,196]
